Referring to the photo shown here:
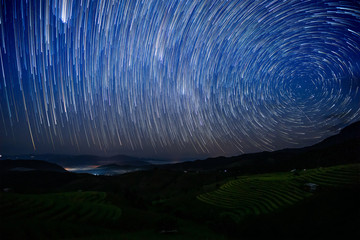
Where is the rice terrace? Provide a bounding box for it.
[198,164,360,222]
[0,192,122,239]
[0,161,359,239]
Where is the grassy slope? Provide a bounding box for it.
[0,192,121,239]
[198,164,360,221]
[0,164,359,239]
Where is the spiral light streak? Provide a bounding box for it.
[0,0,359,159]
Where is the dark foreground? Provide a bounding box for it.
[0,163,359,240]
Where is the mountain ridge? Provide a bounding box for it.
[0,160,66,173]
[158,120,360,174]
[1,121,359,175]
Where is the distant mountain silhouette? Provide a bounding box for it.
[0,160,66,173]
[159,121,360,174]
[85,163,153,175]
[2,121,359,175]
[96,163,151,170]
[1,154,156,168]
[101,156,153,167]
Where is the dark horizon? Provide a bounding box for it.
[1,119,359,164]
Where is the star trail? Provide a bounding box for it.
[0,0,359,159]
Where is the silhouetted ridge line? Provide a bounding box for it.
[0,160,66,172]
[159,120,360,173]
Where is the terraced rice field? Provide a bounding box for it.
[197,164,360,222]
[0,191,122,224]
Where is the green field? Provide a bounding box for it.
[0,191,121,223]
[197,164,360,222]
[0,164,359,239]
[0,191,122,239]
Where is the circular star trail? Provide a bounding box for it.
[0,0,359,159]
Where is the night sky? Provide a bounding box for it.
[0,0,359,160]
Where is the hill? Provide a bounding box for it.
[0,163,358,239]
[0,121,359,239]
[159,120,360,173]
[0,154,155,170]
[0,160,66,173]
